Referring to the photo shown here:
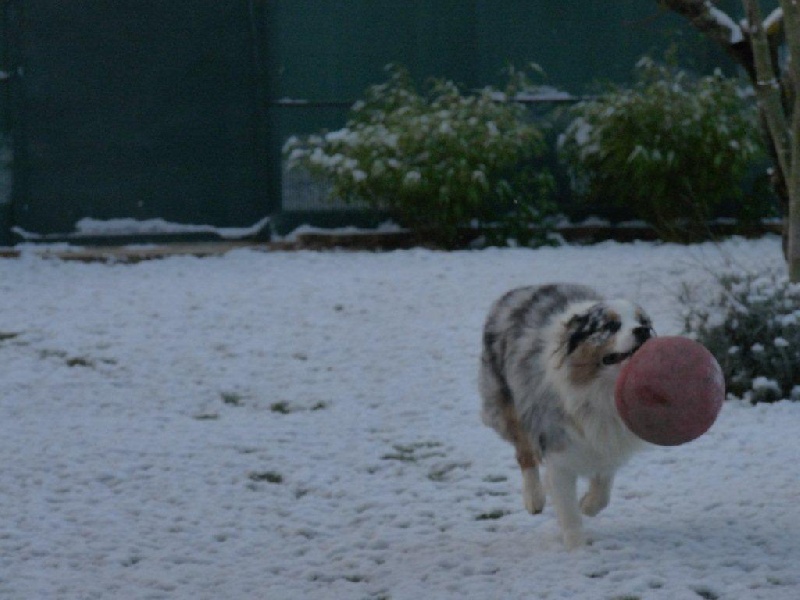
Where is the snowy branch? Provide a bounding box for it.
[657,0,756,78]
[658,0,744,44]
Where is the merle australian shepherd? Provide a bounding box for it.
[479,284,654,549]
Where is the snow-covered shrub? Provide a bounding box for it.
[682,269,800,403]
[558,58,764,241]
[284,65,555,248]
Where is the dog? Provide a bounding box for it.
[479,283,654,549]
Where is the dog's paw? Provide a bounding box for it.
[522,469,545,514]
[524,491,545,515]
[562,528,587,551]
[580,490,609,517]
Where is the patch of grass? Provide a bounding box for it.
[270,401,292,414]
[477,489,509,497]
[382,441,446,462]
[65,356,93,368]
[270,400,329,414]
[394,441,442,453]
[427,461,471,482]
[380,452,419,462]
[475,509,510,521]
[249,471,283,484]
[586,570,609,579]
[193,413,220,421]
[221,392,244,407]
[121,555,143,568]
[37,348,117,369]
[482,474,507,483]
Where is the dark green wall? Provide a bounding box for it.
[0,2,16,244]
[266,1,477,101]
[266,1,733,102]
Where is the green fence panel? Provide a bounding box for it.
[0,1,17,245]
[11,0,273,239]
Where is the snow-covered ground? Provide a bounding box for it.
[2,236,799,600]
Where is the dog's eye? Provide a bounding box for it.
[605,321,621,334]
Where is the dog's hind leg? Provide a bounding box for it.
[520,455,546,515]
[479,351,545,514]
[502,403,546,514]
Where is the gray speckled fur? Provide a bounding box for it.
[479,284,602,457]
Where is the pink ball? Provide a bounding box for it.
[615,336,724,446]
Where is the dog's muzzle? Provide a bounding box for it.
[601,326,655,366]
[602,348,638,365]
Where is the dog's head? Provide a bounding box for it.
[556,299,654,387]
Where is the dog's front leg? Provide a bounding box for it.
[581,474,613,516]
[547,465,585,550]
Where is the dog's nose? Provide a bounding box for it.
[633,326,653,344]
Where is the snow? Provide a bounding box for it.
[2,236,800,599]
[280,221,406,242]
[706,2,744,44]
[488,88,575,103]
[512,87,575,103]
[13,217,272,242]
[752,376,781,393]
[275,98,311,106]
[764,8,784,34]
[403,171,422,186]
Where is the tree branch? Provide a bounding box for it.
[744,0,791,182]
[778,0,800,279]
[657,0,756,78]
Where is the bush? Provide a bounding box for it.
[283,65,555,248]
[682,269,800,403]
[558,58,764,241]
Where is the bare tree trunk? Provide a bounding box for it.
[743,1,790,176]
[745,0,800,279]
[659,0,800,280]
[779,0,800,280]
